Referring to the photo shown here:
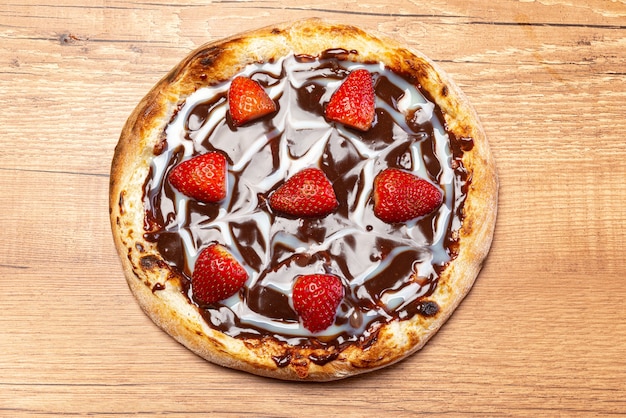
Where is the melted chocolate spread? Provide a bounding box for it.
[142,51,471,352]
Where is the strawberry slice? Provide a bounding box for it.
[192,243,248,305]
[268,168,339,218]
[325,68,375,131]
[373,168,443,223]
[228,76,277,126]
[168,152,227,203]
[292,274,344,333]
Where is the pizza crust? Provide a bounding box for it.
[109,18,498,381]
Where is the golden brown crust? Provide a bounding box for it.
[109,18,498,381]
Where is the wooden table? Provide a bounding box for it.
[1,1,625,415]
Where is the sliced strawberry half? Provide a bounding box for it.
[292,274,344,333]
[228,76,277,126]
[168,152,227,203]
[268,168,339,218]
[325,68,375,131]
[373,168,443,223]
[192,243,248,305]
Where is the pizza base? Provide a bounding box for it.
[109,18,498,381]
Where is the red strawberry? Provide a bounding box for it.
[325,68,375,131]
[228,76,277,126]
[168,152,227,203]
[192,243,248,305]
[269,168,338,218]
[373,168,443,223]
[292,274,344,333]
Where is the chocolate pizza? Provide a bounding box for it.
[109,18,498,380]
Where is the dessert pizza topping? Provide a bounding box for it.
[228,76,277,126]
[168,152,227,203]
[144,52,469,347]
[268,168,339,218]
[373,168,443,223]
[324,68,375,131]
[292,274,344,333]
[192,243,249,305]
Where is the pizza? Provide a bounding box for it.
[109,18,498,381]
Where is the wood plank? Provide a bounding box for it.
[1,0,625,415]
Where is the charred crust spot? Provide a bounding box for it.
[140,255,161,271]
[130,267,141,280]
[118,191,125,214]
[135,242,145,253]
[199,45,224,67]
[417,301,439,317]
[271,27,282,35]
[403,59,427,85]
[441,85,449,98]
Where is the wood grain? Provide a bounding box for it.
[1,0,625,416]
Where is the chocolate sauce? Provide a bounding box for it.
[142,52,471,349]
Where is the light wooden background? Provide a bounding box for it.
[1,0,625,416]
